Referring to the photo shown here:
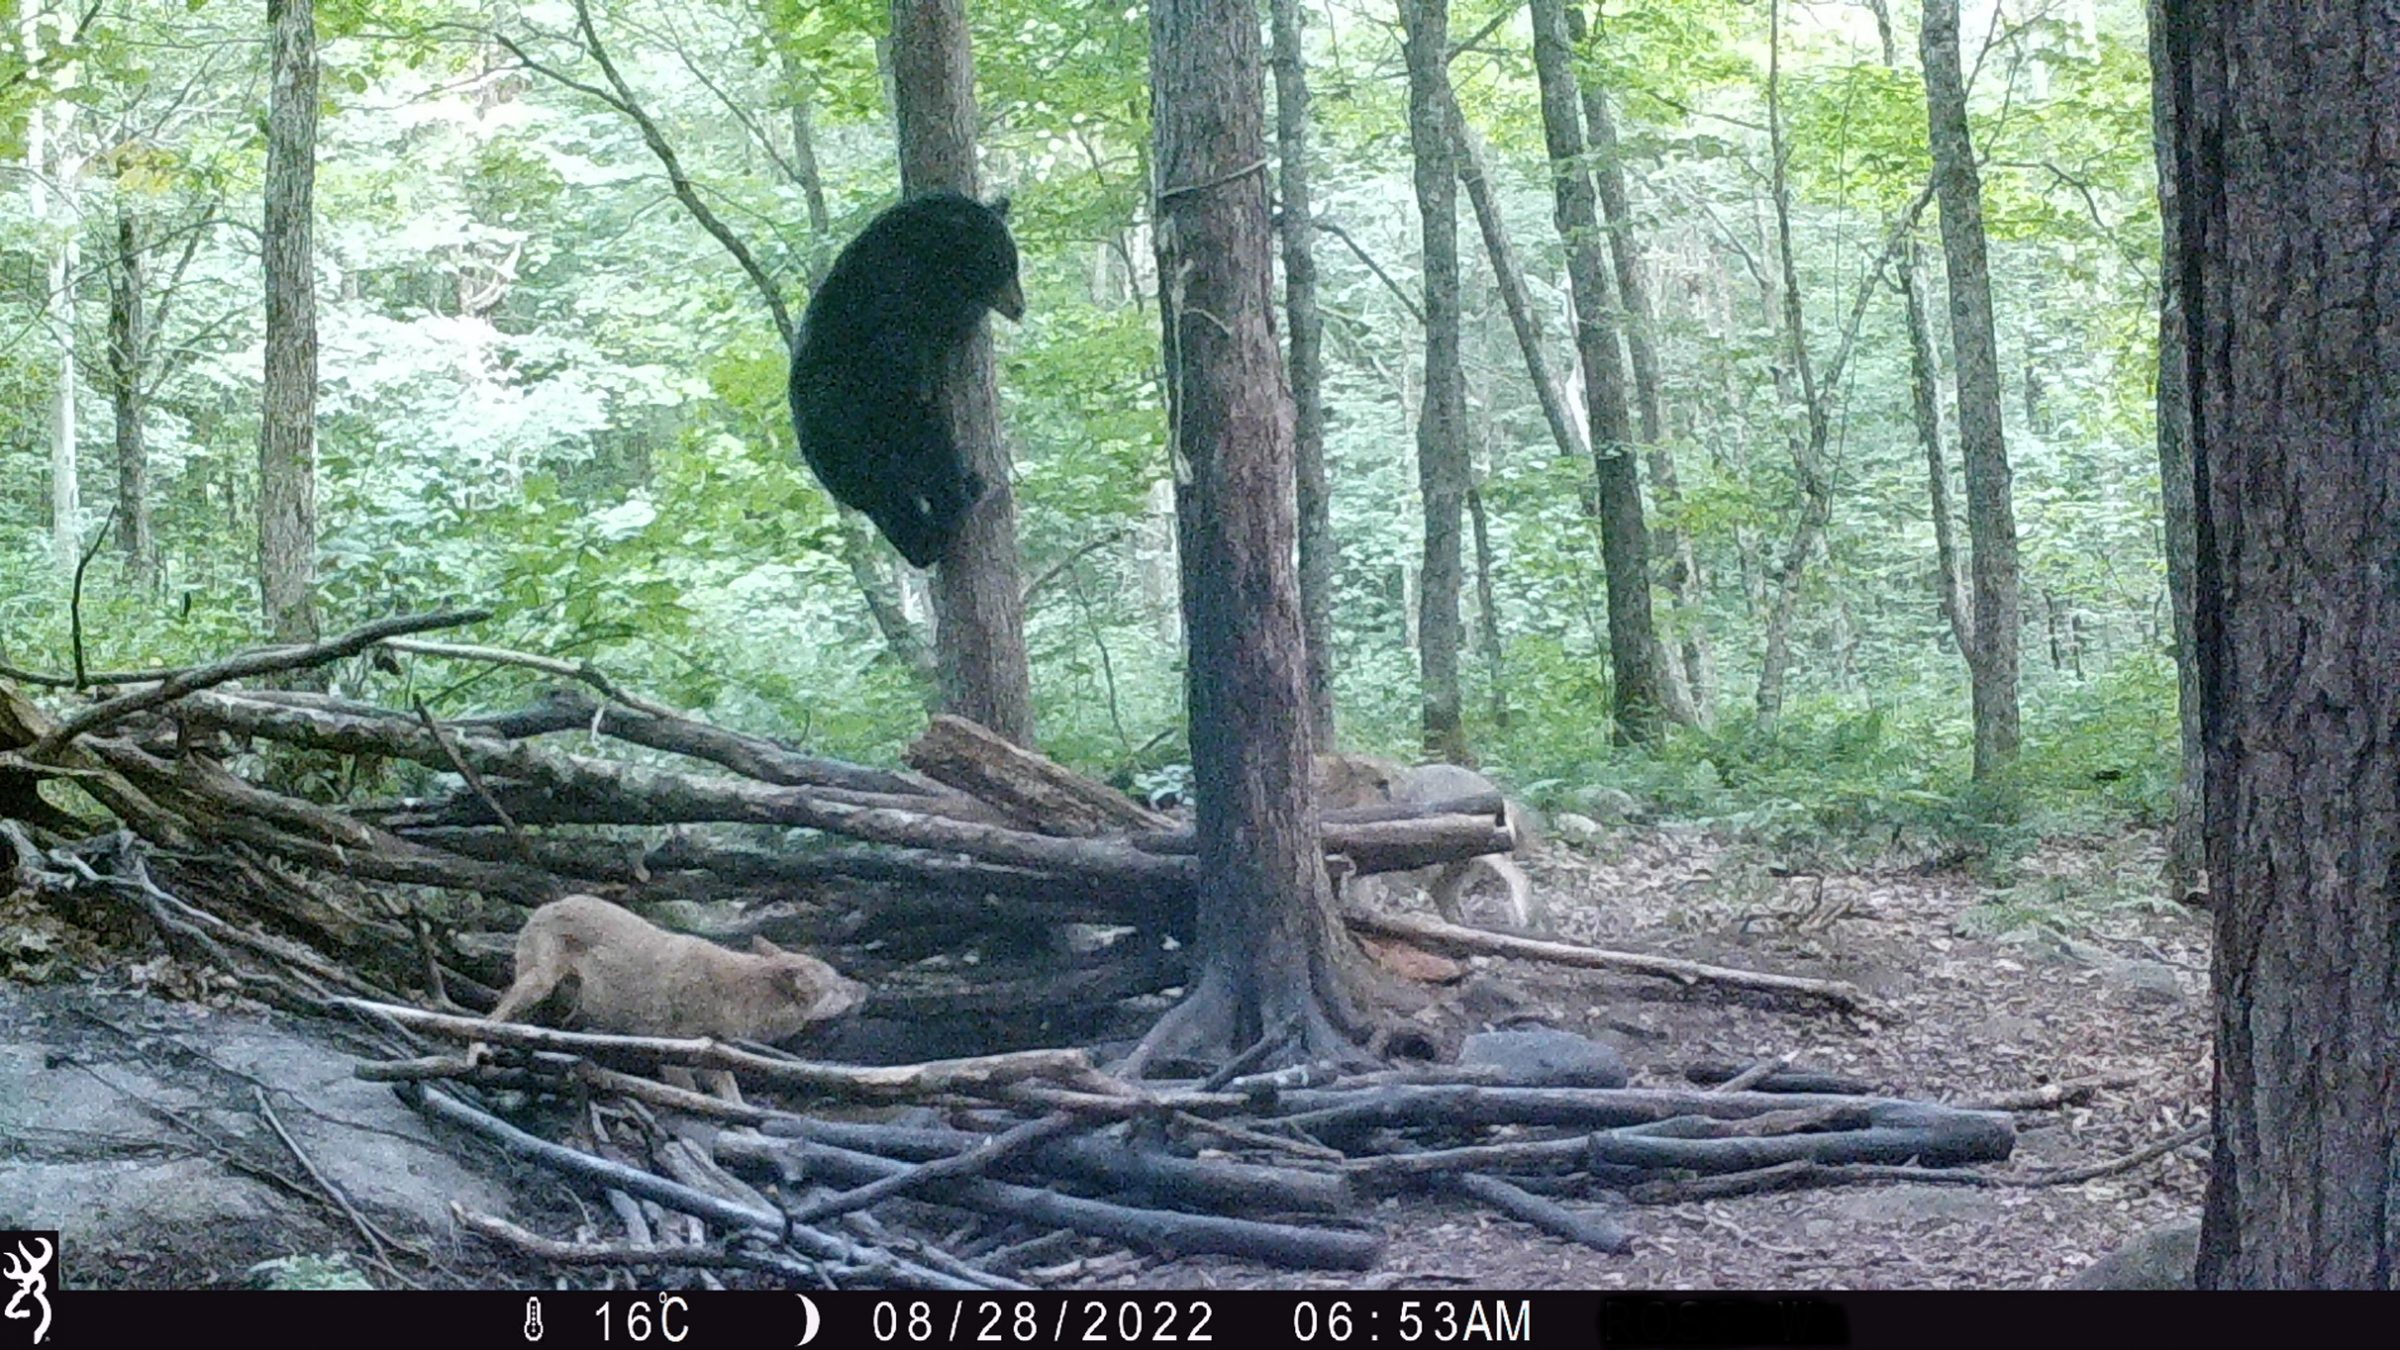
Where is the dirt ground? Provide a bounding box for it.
[1131,824,2211,1291]
[4,824,2209,1291]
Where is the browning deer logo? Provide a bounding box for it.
[1,1233,53,1346]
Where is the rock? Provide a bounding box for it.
[2062,1219,2200,1289]
[1550,813,1606,848]
[1570,787,1640,824]
[1457,1027,1628,1087]
[0,983,525,1286]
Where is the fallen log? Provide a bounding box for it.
[1457,1174,1633,1256]
[1275,1084,2006,1145]
[906,714,1171,836]
[339,998,1113,1101]
[760,1114,1354,1217]
[718,1133,1384,1270]
[1134,814,1517,877]
[1341,909,1887,1018]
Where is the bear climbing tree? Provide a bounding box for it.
[787,191,1026,568]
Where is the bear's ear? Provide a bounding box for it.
[989,195,1012,221]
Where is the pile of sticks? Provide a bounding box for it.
[5,611,2059,1285]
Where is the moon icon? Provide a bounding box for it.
[795,1293,821,1345]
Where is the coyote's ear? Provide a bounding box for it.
[750,934,786,957]
[989,195,1012,221]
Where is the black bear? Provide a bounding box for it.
[788,190,1024,568]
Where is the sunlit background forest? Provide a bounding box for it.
[2,0,2172,871]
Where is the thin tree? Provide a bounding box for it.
[1866,0,1971,656]
[21,0,82,581]
[2146,0,2202,897]
[1921,0,2020,777]
[1528,0,1673,744]
[260,0,320,643]
[2169,0,2400,1289]
[1400,0,1471,764]
[891,0,1037,746]
[1269,0,1338,746]
[1132,0,1367,1069]
[107,202,153,590]
[1565,0,1711,716]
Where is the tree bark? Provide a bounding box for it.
[1528,0,1671,745]
[1140,0,1365,1068]
[1566,1,1711,718]
[1402,0,1470,764]
[1868,0,1972,657]
[890,0,1036,746]
[22,0,80,581]
[1921,0,2021,777]
[261,0,321,644]
[109,205,155,591]
[2170,0,2400,1289]
[1269,0,1337,746]
[1451,104,1587,466]
[2147,0,2202,897]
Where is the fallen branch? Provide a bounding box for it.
[30,608,489,756]
[1342,908,1888,1018]
[343,998,1113,1101]
[1457,1174,1633,1256]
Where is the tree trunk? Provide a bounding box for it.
[1868,0,1972,657]
[1137,0,1365,1070]
[1467,485,1508,729]
[2147,0,2202,898]
[2171,0,2400,1289]
[22,0,79,581]
[1452,104,1586,465]
[108,205,154,591]
[1566,0,1711,719]
[1753,4,1830,736]
[1528,0,1671,745]
[1402,0,1470,765]
[261,0,321,644]
[890,0,1036,746]
[1922,0,2021,778]
[1269,0,1337,746]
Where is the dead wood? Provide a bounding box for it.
[785,1113,1083,1225]
[907,714,1171,835]
[29,608,488,757]
[344,998,1113,1101]
[1953,1071,2141,1112]
[1342,908,1887,1017]
[762,1114,1354,1217]
[178,693,1195,888]
[407,1085,988,1290]
[1457,1174,1634,1255]
[1683,1059,1877,1095]
[1274,1084,1996,1138]
[717,1132,1384,1270]
[1133,814,1516,876]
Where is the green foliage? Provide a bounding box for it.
[0,0,2180,877]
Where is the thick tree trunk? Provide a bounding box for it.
[261,0,321,644]
[1402,0,1470,764]
[2171,0,2400,1289]
[1139,0,1364,1069]
[1269,0,1337,746]
[890,0,1036,746]
[1528,0,1671,745]
[1566,1,1711,718]
[2147,0,2202,897]
[108,206,154,591]
[1922,0,2021,777]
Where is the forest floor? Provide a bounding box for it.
[1139,823,2213,1291]
[2,823,2208,1291]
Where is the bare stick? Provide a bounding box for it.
[411,696,532,862]
[1458,1173,1633,1256]
[1713,1055,1792,1093]
[381,638,682,720]
[30,608,490,756]
[1341,908,1888,1018]
[787,1113,1082,1225]
[342,998,1112,1101]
